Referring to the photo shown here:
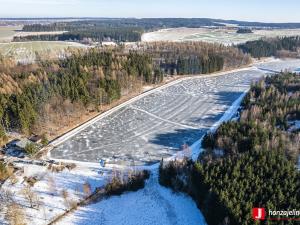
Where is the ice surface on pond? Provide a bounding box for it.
[50,60,300,166]
[255,59,300,73]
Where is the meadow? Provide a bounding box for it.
[0,26,21,42]
[0,41,86,63]
[142,28,300,45]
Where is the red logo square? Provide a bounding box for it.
[252,208,266,220]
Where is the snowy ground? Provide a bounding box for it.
[0,26,22,42]
[0,163,109,225]
[57,172,206,225]
[0,41,86,63]
[141,28,300,45]
[50,59,300,166]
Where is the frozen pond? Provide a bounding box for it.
[50,59,300,166]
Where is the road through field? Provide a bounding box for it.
[50,59,300,166]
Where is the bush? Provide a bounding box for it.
[41,134,49,146]
[0,162,13,182]
[0,125,8,146]
[5,203,26,225]
[105,170,150,196]
[24,143,38,155]
[159,158,192,192]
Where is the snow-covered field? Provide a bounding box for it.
[0,26,66,43]
[0,162,108,225]
[0,26,21,42]
[57,172,206,225]
[0,41,86,63]
[14,31,67,38]
[142,28,300,45]
[50,59,300,166]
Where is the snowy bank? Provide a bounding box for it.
[56,173,207,225]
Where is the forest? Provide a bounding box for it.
[0,48,154,141]
[14,27,143,42]
[19,18,222,43]
[238,36,300,58]
[159,73,300,225]
[236,28,253,34]
[21,18,300,32]
[202,73,300,161]
[0,42,251,144]
[144,42,251,75]
[21,19,225,33]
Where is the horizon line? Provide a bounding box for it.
[0,17,300,24]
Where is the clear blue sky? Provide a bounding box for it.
[0,0,300,22]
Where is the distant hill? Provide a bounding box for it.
[1,17,300,29]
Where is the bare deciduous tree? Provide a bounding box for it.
[22,186,37,208]
[5,203,26,225]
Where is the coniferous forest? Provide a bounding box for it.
[238,36,300,58]
[21,18,300,33]
[159,73,300,225]
[0,49,154,143]
[14,27,143,43]
[145,42,250,75]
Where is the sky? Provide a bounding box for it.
[0,0,300,23]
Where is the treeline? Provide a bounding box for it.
[22,23,67,32]
[203,73,300,161]
[14,27,143,43]
[159,73,300,225]
[0,49,155,137]
[143,42,251,75]
[238,36,300,58]
[236,28,253,34]
[22,19,300,32]
[21,19,225,33]
[176,55,223,74]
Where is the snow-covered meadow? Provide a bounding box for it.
[0,162,108,225]
[57,172,207,225]
[0,41,86,63]
[142,27,300,45]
